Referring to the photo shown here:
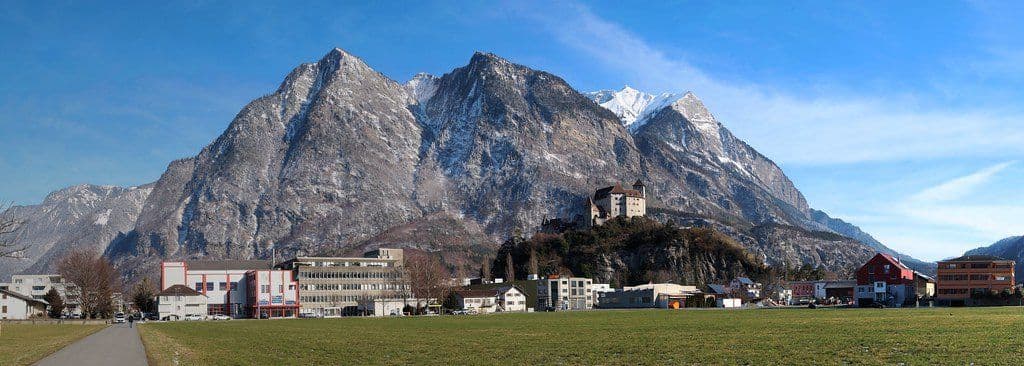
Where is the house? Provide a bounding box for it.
[728,277,762,299]
[706,284,728,296]
[161,259,299,318]
[936,255,1015,306]
[0,288,47,319]
[913,271,935,300]
[156,284,208,321]
[0,274,81,317]
[585,180,647,227]
[537,275,594,310]
[598,283,700,309]
[451,290,498,314]
[854,253,917,307]
[591,283,615,307]
[495,286,527,312]
[274,248,404,317]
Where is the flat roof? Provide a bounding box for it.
[186,260,273,271]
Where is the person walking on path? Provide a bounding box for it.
[128,315,134,328]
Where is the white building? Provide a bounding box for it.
[728,277,762,299]
[452,290,498,314]
[0,274,80,317]
[161,260,299,318]
[537,276,594,311]
[591,283,615,307]
[1,288,47,319]
[495,286,527,312]
[599,283,700,309]
[275,249,405,317]
[156,284,208,321]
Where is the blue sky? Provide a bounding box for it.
[1,1,1022,261]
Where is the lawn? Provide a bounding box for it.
[0,323,106,365]
[139,307,1024,365]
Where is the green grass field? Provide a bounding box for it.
[0,323,106,365]
[139,307,1024,365]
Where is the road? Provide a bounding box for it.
[35,323,148,366]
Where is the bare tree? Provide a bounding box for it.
[505,252,516,281]
[0,203,27,258]
[406,253,451,314]
[388,262,413,311]
[57,250,120,319]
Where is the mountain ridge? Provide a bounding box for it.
[0,48,931,280]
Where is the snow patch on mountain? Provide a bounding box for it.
[404,72,438,104]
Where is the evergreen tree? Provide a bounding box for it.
[43,288,65,318]
[505,252,516,281]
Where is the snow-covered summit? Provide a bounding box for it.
[585,86,689,132]
[404,72,438,104]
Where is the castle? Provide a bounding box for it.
[586,180,647,227]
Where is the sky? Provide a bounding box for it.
[1,1,1022,261]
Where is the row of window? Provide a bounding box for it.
[942,263,1013,269]
[298,271,398,280]
[300,283,401,291]
[195,282,238,292]
[937,275,1010,281]
[300,295,373,303]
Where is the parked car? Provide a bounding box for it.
[259,312,269,319]
[146,313,161,321]
[184,314,204,321]
[211,314,232,321]
[114,312,126,323]
[451,310,468,315]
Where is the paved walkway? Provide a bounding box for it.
[35,324,148,366]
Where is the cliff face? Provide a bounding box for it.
[5,48,927,281]
[494,217,767,287]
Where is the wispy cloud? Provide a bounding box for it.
[511,1,1024,165]
[911,161,1015,203]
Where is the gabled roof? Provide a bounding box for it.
[593,183,644,199]
[912,271,935,282]
[495,285,524,295]
[734,277,756,285]
[866,253,912,272]
[706,284,727,294]
[157,284,205,297]
[186,260,273,271]
[0,288,47,305]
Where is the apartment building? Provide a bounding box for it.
[936,255,1015,306]
[537,275,593,310]
[854,253,917,307]
[0,274,80,317]
[275,248,405,317]
[161,259,299,318]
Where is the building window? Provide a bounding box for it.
[261,285,270,293]
[230,282,238,291]
[219,282,227,291]
[206,282,214,292]
[195,282,203,291]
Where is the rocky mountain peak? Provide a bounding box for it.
[405,72,438,104]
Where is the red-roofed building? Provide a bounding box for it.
[854,253,918,307]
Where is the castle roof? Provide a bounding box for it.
[594,183,643,199]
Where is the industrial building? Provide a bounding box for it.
[275,248,405,317]
[598,283,700,309]
[161,259,299,318]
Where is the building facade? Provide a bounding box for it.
[0,274,80,317]
[452,290,498,314]
[495,286,527,312]
[854,253,917,307]
[275,248,405,317]
[0,288,47,319]
[160,259,299,318]
[586,180,647,227]
[599,283,700,309]
[537,275,593,310]
[936,255,1015,306]
[156,284,208,320]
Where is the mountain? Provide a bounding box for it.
[0,184,151,279]
[965,236,1024,278]
[1,48,927,281]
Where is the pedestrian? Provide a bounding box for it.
[128,314,134,328]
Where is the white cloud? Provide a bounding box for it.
[513,2,1024,165]
[911,161,1015,202]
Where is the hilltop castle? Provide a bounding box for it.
[586,180,647,227]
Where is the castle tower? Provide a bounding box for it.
[632,179,646,198]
